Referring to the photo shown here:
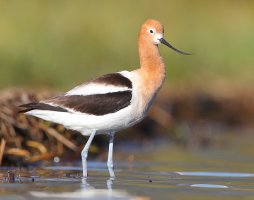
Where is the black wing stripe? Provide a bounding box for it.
[19,102,68,113]
[92,73,132,89]
[50,91,132,115]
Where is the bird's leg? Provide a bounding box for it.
[81,130,96,178]
[107,132,115,178]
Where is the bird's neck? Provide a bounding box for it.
[138,39,166,92]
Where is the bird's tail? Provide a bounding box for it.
[19,102,41,113]
[19,102,68,113]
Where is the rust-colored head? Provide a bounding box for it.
[139,19,164,45]
[139,19,191,55]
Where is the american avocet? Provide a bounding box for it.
[20,19,191,178]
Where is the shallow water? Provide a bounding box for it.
[1,132,254,200]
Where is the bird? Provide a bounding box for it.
[20,19,191,178]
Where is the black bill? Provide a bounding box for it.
[159,38,192,55]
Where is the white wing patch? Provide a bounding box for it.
[65,72,133,96]
[65,83,130,96]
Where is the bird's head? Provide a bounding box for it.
[140,19,191,55]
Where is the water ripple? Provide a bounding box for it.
[176,171,254,177]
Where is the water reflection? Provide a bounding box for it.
[177,171,254,177]
[190,184,229,189]
[2,136,254,200]
[30,177,133,200]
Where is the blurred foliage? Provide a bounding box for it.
[0,0,253,90]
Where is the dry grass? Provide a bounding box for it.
[1,87,254,166]
[0,89,81,166]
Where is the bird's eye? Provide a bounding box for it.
[149,29,154,34]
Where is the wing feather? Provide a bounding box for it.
[66,72,132,96]
[45,91,132,115]
[20,72,133,116]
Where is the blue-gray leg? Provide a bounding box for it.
[81,130,96,178]
[107,132,115,178]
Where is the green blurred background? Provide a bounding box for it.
[0,0,253,90]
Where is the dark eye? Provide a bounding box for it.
[149,29,154,33]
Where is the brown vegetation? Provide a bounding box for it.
[0,88,254,166]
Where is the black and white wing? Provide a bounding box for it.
[20,72,133,116]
